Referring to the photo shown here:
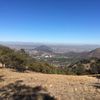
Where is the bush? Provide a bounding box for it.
[90,63,100,74]
[71,64,86,75]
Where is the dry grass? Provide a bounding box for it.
[0,68,100,100]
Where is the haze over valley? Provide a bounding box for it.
[1,42,100,53]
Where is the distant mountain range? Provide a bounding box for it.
[26,45,100,59]
[0,42,100,53]
[62,48,100,59]
[0,42,100,58]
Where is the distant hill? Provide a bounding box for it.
[62,48,100,59]
[34,45,53,53]
[88,48,100,58]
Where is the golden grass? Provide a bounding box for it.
[0,68,100,100]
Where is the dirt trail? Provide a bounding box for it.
[0,68,100,100]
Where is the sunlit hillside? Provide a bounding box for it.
[0,68,100,100]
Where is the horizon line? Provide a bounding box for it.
[0,41,100,46]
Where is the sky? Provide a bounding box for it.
[0,0,100,44]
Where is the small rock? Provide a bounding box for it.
[74,88,77,91]
[50,84,53,88]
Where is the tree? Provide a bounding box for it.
[90,63,100,74]
[72,64,85,75]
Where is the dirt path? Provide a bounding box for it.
[0,68,100,100]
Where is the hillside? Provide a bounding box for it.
[60,48,100,59]
[88,48,100,58]
[0,68,100,100]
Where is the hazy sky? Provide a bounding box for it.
[0,0,100,44]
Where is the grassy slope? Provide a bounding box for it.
[0,68,100,100]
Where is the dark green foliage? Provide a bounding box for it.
[72,64,86,75]
[90,63,100,74]
[69,58,100,75]
[79,59,90,64]
[28,62,65,74]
